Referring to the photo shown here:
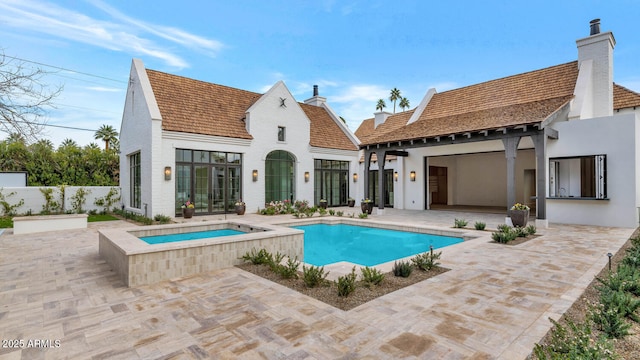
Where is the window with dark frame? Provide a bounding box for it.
[129,152,141,208]
[549,154,607,199]
[277,126,286,142]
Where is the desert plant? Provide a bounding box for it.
[515,226,528,238]
[492,229,517,244]
[70,187,91,213]
[597,264,640,296]
[328,209,335,216]
[240,248,271,265]
[360,266,385,287]
[590,302,633,339]
[275,257,300,279]
[411,249,442,271]
[266,252,285,272]
[598,288,640,323]
[392,260,413,278]
[525,224,537,235]
[453,218,468,228]
[302,265,329,288]
[497,224,511,233]
[153,214,172,224]
[318,207,327,216]
[336,211,344,217]
[358,213,368,219]
[533,317,616,359]
[336,267,357,297]
[474,221,486,230]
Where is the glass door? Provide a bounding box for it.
[211,166,225,212]
[194,165,209,214]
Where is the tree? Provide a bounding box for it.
[399,97,410,112]
[0,52,63,142]
[94,124,118,151]
[389,88,401,113]
[376,99,387,112]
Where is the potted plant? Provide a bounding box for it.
[509,203,530,227]
[181,200,195,218]
[361,198,373,214]
[319,199,328,209]
[235,200,246,215]
[347,197,355,207]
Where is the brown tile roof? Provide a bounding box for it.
[301,104,358,151]
[362,62,579,145]
[355,110,415,143]
[146,69,357,150]
[147,69,259,139]
[614,83,640,109]
[354,118,374,141]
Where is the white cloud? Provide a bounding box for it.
[0,0,223,68]
[86,86,122,92]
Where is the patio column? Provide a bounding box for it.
[532,133,547,221]
[502,137,521,214]
[363,150,372,200]
[377,151,387,210]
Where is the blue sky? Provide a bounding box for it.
[1,0,639,146]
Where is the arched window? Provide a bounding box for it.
[265,150,295,203]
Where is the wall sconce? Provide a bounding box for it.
[410,171,416,182]
[164,166,172,181]
[304,171,310,182]
[252,169,258,182]
[394,171,398,182]
[353,173,358,182]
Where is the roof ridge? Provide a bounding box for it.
[614,82,640,96]
[146,68,263,97]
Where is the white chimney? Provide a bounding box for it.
[304,84,326,106]
[374,111,392,128]
[575,18,615,118]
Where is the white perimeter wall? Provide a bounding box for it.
[547,113,639,228]
[0,186,120,215]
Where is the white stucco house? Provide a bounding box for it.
[120,62,359,218]
[354,19,640,228]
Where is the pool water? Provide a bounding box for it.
[293,224,463,267]
[140,229,245,244]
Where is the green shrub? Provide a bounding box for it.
[533,317,616,359]
[153,214,172,224]
[358,213,368,219]
[525,224,537,235]
[590,302,632,339]
[599,288,640,323]
[70,187,91,214]
[360,266,384,286]
[266,252,285,272]
[497,224,511,233]
[328,209,335,216]
[392,260,413,278]
[302,265,328,288]
[240,248,271,265]
[623,246,640,267]
[515,226,528,238]
[0,188,24,216]
[597,264,640,296]
[275,257,300,279]
[94,187,120,212]
[336,267,357,297]
[411,250,442,271]
[39,187,61,214]
[474,221,486,230]
[453,218,467,228]
[336,211,344,217]
[318,207,327,216]
[492,229,517,244]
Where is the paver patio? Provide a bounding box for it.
[0,209,634,359]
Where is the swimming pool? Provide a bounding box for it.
[293,223,463,267]
[139,229,245,244]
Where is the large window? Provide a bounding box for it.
[265,150,295,203]
[175,149,242,215]
[129,152,141,208]
[314,159,349,206]
[549,155,606,199]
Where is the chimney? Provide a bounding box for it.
[374,111,392,128]
[304,84,326,106]
[575,18,615,118]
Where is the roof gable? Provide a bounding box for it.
[614,83,640,109]
[301,103,358,151]
[146,69,259,139]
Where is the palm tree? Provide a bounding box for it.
[60,138,78,149]
[376,99,387,112]
[389,88,401,113]
[399,97,410,112]
[94,125,118,151]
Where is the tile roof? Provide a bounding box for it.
[301,103,358,151]
[614,83,640,109]
[147,69,259,139]
[146,69,357,150]
[361,62,580,145]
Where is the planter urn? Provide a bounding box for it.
[347,199,355,207]
[510,209,529,227]
[182,207,195,219]
[319,201,327,209]
[235,205,246,215]
[361,202,373,215]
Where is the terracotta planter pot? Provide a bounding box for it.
[235,205,246,215]
[361,202,373,214]
[319,201,327,209]
[510,209,529,227]
[347,199,355,207]
[182,207,195,219]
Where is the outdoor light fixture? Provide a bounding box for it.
[304,171,310,182]
[252,169,258,182]
[410,171,416,182]
[394,171,398,181]
[353,173,358,182]
[607,252,613,271]
[164,166,172,181]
